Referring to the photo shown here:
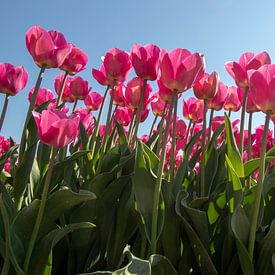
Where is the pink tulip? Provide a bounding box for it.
[103,48,132,83]
[84,92,103,111]
[32,109,80,148]
[26,25,71,68]
[175,120,187,140]
[70,76,91,100]
[54,74,75,103]
[207,81,228,111]
[159,48,205,92]
[60,43,88,75]
[124,77,152,110]
[114,107,131,126]
[183,97,204,123]
[223,86,241,112]
[151,92,165,116]
[74,107,94,135]
[111,84,125,106]
[139,134,150,143]
[0,63,28,96]
[130,44,160,80]
[225,51,271,88]
[92,65,114,87]
[47,99,69,114]
[193,72,219,100]
[237,88,259,113]
[157,79,174,103]
[28,87,54,107]
[140,108,150,122]
[248,64,275,113]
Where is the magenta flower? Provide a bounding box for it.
[183,97,204,123]
[92,65,114,87]
[84,92,103,111]
[130,44,160,80]
[0,63,28,96]
[70,76,91,100]
[32,109,80,148]
[223,86,241,112]
[225,51,271,88]
[28,87,54,108]
[151,92,165,116]
[114,106,131,126]
[207,81,228,111]
[111,84,125,106]
[60,43,88,75]
[159,48,205,92]
[26,25,71,68]
[54,74,75,103]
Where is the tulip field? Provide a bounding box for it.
[1,25,275,275]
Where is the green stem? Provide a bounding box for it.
[56,71,68,107]
[238,87,249,156]
[0,94,9,133]
[207,109,214,145]
[190,122,196,138]
[185,120,192,147]
[131,79,147,149]
[151,92,176,254]
[101,87,114,153]
[149,115,158,137]
[156,102,168,156]
[90,86,109,159]
[23,147,58,274]
[110,105,118,125]
[72,99,78,113]
[169,93,178,181]
[200,99,208,197]
[128,109,137,144]
[247,112,253,161]
[248,112,270,260]
[228,109,232,118]
[18,65,46,164]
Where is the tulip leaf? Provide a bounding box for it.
[244,156,275,178]
[224,113,244,177]
[29,222,95,275]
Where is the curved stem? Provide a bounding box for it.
[0,94,9,133]
[151,92,176,254]
[131,79,147,149]
[149,115,158,137]
[72,99,78,113]
[207,109,214,145]
[90,86,109,159]
[200,99,208,197]
[239,87,249,156]
[18,65,46,164]
[247,112,253,161]
[169,94,178,181]
[156,102,168,156]
[23,147,58,274]
[248,112,270,260]
[56,71,68,107]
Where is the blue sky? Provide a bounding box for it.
[1,0,275,140]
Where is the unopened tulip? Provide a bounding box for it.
[183,97,204,123]
[28,87,54,107]
[157,79,174,103]
[248,64,275,113]
[207,81,228,111]
[32,109,80,148]
[54,74,75,103]
[225,51,271,88]
[84,92,103,111]
[111,84,125,106]
[92,65,114,87]
[124,77,152,110]
[26,25,71,68]
[223,86,241,112]
[114,106,131,126]
[103,48,132,83]
[131,44,160,80]
[140,108,150,122]
[151,92,165,116]
[0,63,28,96]
[175,120,187,140]
[75,107,94,135]
[70,76,91,100]
[159,48,205,92]
[60,44,88,75]
[193,72,219,100]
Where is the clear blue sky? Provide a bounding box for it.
[1,0,275,140]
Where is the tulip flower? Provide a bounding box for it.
[225,52,271,88]
[124,77,152,110]
[130,44,160,80]
[28,87,54,108]
[111,84,125,106]
[207,81,228,111]
[175,119,187,140]
[84,92,103,111]
[223,86,241,115]
[183,97,204,123]
[75,107,94,136]
[26,25,71,69]
[103,48,132,83]
[54,74,75,103]
[92,65,114,87]
[114,106,131,126]
[70,76,91,100]
[47,99,69,114]
[151,93,165,117]
[60,43,88,75]
[159,48,205,93]
[157,79,174,104]
[32,109,80,148]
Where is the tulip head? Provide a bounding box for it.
[84,92,103,111]
[28,87,54,108]
[70,76,91,100]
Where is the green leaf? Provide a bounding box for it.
[149,254,177,275]
[224,113,244,178]
[29,222,95,275]
[231,206,254,275]
[244,156,275,178]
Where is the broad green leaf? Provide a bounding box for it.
[244,156,275,178]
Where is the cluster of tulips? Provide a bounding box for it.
[0,25,275,275]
